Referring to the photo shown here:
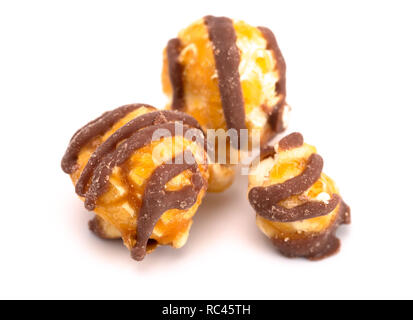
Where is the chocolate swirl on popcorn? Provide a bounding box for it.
[248,134,340,222]
[75,109,204,197]
[249,133,350,260]
[61,103,154,174]
[62,105,208,260]
[83,121,206,210]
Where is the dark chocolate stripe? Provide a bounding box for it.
[258,27,287,133]
[75,110,204,196]
[271,198,351,260]
[204,16,246,138]
[167,38,185,110]
[61,104,154,174]
[278,132,303,151]
[84,122,206,210]
[248,153,340,222]
[131,150,205,261]
[259,194,340,222]
[259,145,276,161]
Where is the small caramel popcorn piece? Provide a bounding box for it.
[248,133,350,260]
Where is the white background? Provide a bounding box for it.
[0,0,412,299]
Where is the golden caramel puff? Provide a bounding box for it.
[62,104,209,261]
[207,163,237,193]
[248,133,350,260]
[162,16,290,148]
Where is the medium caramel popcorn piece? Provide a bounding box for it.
[62,104,209,261]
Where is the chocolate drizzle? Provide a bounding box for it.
[131,150,204,261]
[61,108,206,209]
[249,133,351,260]
[75,110,204,197]
[83,121,206,210]
[61,104,153,174]
[271,200,351,260]
[249,153,340,222]
[167,38,185,110]
[258,27,287,133]
[204,15,246,138]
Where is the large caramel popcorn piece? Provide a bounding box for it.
[248,133,350,260]
[61,104,209,261]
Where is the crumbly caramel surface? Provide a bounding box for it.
[249,143,340,239]
[162,18,281,138]
[70,108,209,251]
